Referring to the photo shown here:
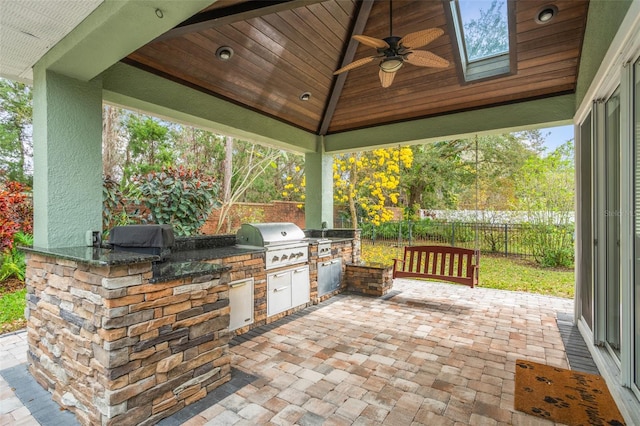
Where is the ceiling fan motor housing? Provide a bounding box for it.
[379,36,406,73]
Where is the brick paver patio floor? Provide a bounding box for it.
[1,279,576,425]
[190,279,573,425]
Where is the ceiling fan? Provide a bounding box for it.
[334,0,449,88]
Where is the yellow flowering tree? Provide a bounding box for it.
[281,165,306,209]
[334,147,412,228]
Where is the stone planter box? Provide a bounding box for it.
[345,262,393,297]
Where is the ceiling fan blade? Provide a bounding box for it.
[334,56,377,75]
[405,50,449,68]
[353,35,389,49]
[379,69,397,88]
[400,28,444,49]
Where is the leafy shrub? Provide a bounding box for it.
[406,220,475,244]
[0,182,33,282]
[103,177,143,233]
[131,166,219,236]
[0,181,33,252]
[0,232,32,281]
[522,224,574,267]
[540,247,574,268]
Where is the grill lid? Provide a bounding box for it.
[236,222,305,247]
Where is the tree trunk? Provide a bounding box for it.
[216,136,234,233]
[102,105,121,179]
[349,160,358,229]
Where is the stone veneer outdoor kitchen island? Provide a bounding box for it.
[23,245,238,426]
[22,229,360,425]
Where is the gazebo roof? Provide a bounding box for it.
[0,0,625,153]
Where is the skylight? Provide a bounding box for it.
[449,0,513,82]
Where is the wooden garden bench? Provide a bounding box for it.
[392,245,479,288]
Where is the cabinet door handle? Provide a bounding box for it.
[274,272,287,278]
[321,261,331,266]
[274,286,288,292]
[294,268,307,273]
[230,282,247,288]
[244,318,251,322]
[331,260,340,264]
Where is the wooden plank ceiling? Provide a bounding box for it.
[125,0,589,136]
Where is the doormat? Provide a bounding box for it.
[514,359,626,426]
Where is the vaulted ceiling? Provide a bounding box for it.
[125,0,588,136]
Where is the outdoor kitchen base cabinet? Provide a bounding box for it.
[267,265,310,316]
[229,278,254,331]
[318,258,342,297]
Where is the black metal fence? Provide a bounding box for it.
[359,220,575,260]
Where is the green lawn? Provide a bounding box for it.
[0,283,26,334]
[361,243,574,299]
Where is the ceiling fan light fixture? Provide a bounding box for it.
[380,58,403,73]
[216,46,234,61]
[535,5,558,24]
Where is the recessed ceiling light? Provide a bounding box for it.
[216,46,234,61]
[299,92,311,101]
[535,5,558,24]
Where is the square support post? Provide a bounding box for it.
[304,151,333,229]
[32,68,103,248]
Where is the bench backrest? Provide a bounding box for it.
[393,245,479,287]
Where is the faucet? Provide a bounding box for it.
[321,221,327,239]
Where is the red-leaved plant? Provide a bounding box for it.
[0,181,33,252]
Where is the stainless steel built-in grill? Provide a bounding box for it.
[236,222,309,270]
[237,222,311,317]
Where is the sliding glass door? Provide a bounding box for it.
[579,113,593,330]
[635,58,640,390]
[605,88,621,359]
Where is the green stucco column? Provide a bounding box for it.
[32,68,103,248]
[304,151,333,229]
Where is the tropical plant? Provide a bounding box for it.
[0,232,32,281]
[0,181,33,252]
[131,166,219,236]
[102,176,142,234]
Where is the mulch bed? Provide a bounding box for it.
[0,277,25,295]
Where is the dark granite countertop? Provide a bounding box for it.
[22,246,160,266]
[22,243,263,284]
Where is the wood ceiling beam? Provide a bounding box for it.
[154,0,328,42]
[318,0,374,136]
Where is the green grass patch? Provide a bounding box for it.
[361,243,574,299]
[0,288,26,323]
